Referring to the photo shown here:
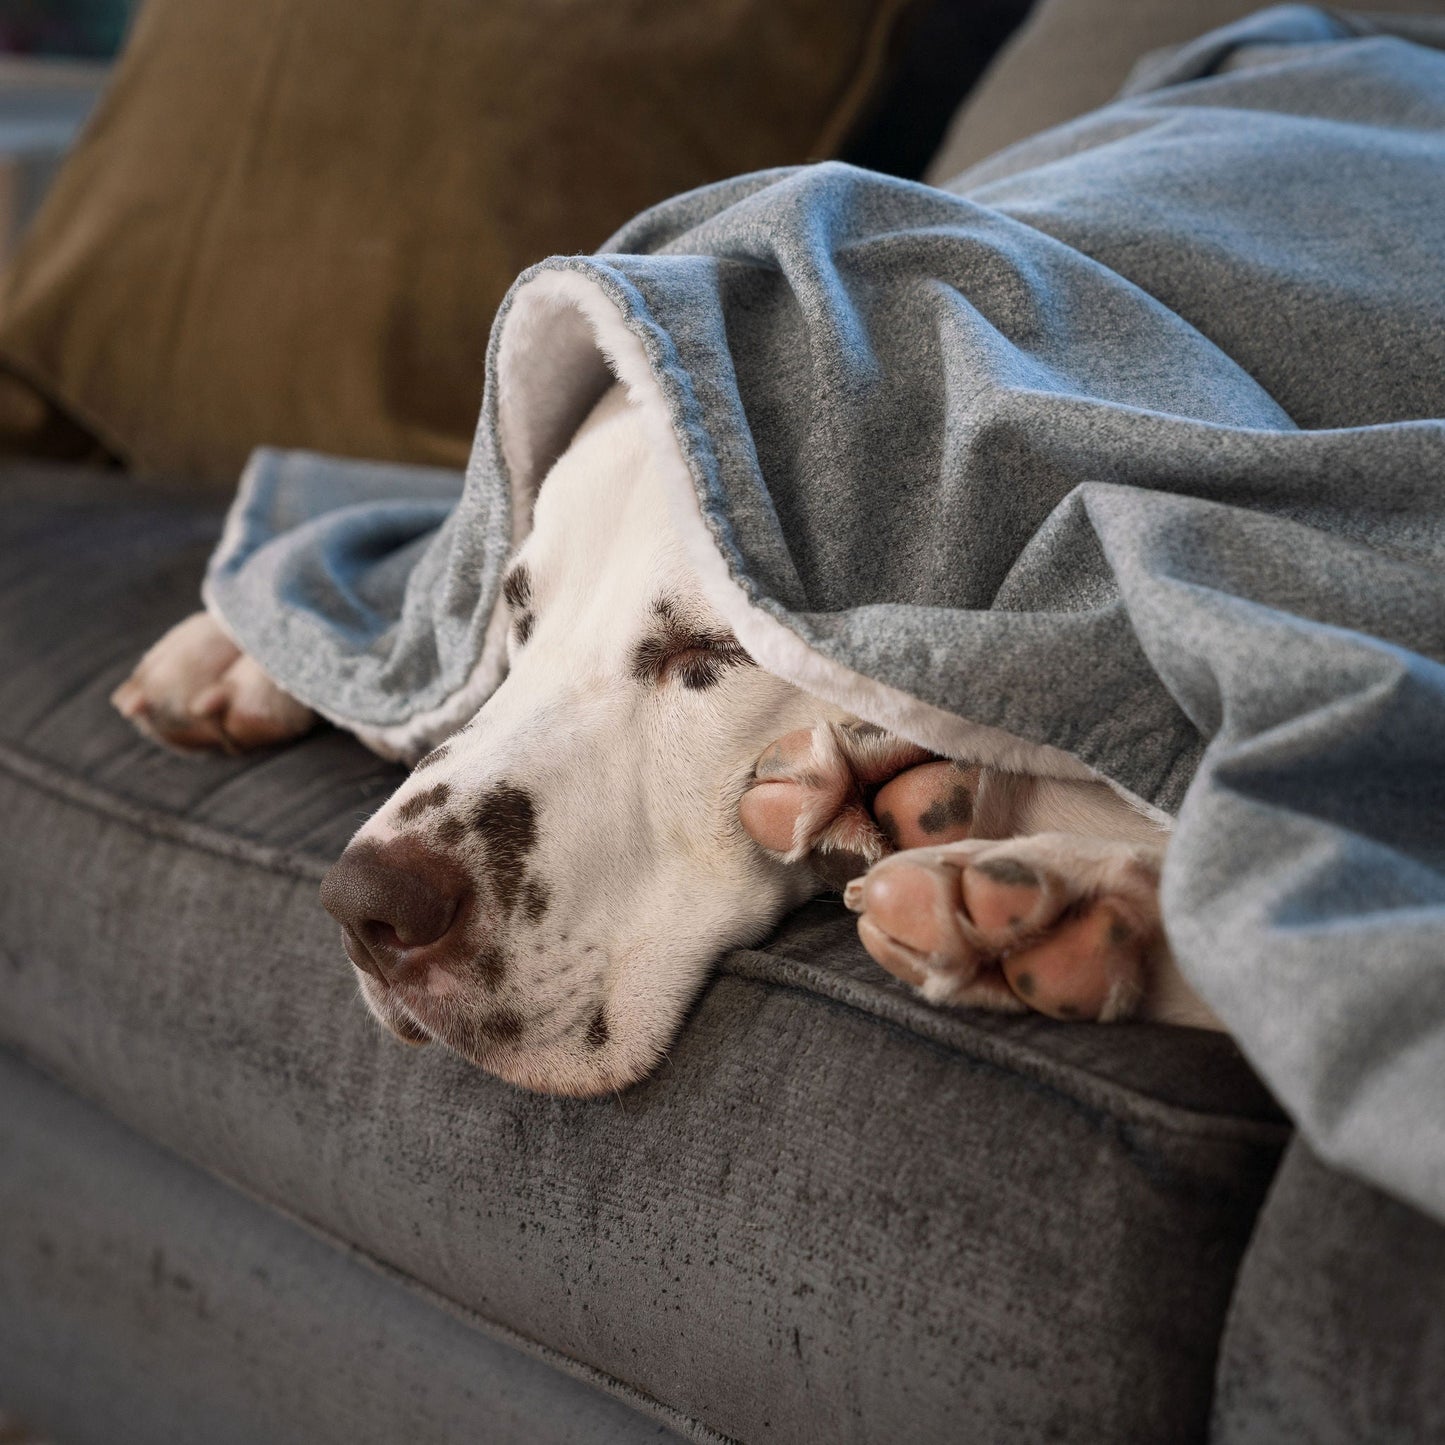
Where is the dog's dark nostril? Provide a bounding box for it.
[320,837,469,984]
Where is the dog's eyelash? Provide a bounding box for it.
[633,638,746,690]
[666,644,751,691]
[631,598,753,691]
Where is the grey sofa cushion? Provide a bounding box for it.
[1212,1139,1445,1445]
[0,1049,685,1445]
[0,468,1289,1442]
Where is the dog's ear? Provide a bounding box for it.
[740,722,935,889]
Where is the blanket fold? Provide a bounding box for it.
[205,7,1445,1221]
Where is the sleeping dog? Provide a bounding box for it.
[113,387,1217,1095]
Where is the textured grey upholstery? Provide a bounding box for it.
[0,1049,685,1445]
[0,468,1291,1442]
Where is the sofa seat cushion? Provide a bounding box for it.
[0,468,1289,1443]
[0,1050,687,1445]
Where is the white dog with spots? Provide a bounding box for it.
[114,388,1218,1095]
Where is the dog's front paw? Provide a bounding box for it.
[738,721,973,886]
[845,833,1164,1021]
[111,611,316,754]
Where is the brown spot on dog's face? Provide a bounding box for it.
[412,744,450,775]
[473,944,507,990]
[473,783,538,914]
[436,813,467,848]
[1012,970,1036,998]
[631,596,753,691]
[396,782,451,823]
[584,1006,610,1051]
[521,877,550,924]
[918,782,974,836]
[514,611,534,646]
[475,1007,525,1045]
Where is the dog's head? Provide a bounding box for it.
[321,390,837,1093]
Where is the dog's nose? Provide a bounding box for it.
[320,838,469,986]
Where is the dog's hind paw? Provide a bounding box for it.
[844,833,1165,1021]
[112,610,316,754]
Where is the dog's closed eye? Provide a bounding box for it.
[631,597,753,691]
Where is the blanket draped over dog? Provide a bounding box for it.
[206,7,1445,1221]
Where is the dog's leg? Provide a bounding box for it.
[740,723,1214,1026]
[112,610,315,754]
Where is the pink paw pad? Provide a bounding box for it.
[737,724,968,884]
[847,844,1153,1021]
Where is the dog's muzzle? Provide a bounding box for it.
[320,837,471,986]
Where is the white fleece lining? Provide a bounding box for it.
[304,266,1168,823]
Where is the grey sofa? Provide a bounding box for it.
[1,465,1441,1443]
[5,0,1445,1435]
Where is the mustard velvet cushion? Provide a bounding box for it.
[0,0,907,485]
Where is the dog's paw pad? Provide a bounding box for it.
[872,761,979,850]
[846,835,1160,1021]
[997,901,1146,1021]
[958,855,1058,936]
[739,722,947,882]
